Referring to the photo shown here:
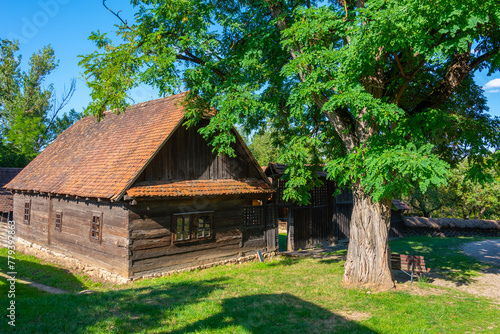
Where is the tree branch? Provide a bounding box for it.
[177,51,226,79]
[103,0,135,32]
[265,0,357,149]
[393,59,425,105]
[393,53,410,80]
[469,46,500,70]
[36,78,76,150]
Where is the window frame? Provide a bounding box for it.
[24,200,31,225]
[90,212,103,243]
[173,211,213,243]
[55,211,63,232]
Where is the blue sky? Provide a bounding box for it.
[1,0,500,119]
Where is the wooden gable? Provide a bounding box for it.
[136,119,263,182]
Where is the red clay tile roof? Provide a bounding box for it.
[6,94,187,201]
[127,179,274,198]
[0,168,22,212]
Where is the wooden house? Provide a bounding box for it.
[0,168,22,247]
[263,162,409,251]
[6,93,276,282]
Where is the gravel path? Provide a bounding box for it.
[428,239,500,302]
[462,239,500,267]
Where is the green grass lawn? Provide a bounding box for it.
[0,248,115,293]
[389,235,497,283]
[0,236,499,333]
[0,275,47,298]
[279,232,287,251]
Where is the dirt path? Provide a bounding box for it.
[0,271,67,294]
[439,240,500,302]
[414,240,500,302]
[462,240,500,267]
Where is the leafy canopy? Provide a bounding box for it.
[80,0,500,204]
[0,39,81,167]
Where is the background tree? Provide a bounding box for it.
[0,39,80,167]
[406,185,450,218]
[439,161,500,220]
[80,0,500,289]
[240,123,284,166]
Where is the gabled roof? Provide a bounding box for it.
[6,93,273,201]
[6,94,187,201]
[0,168,22,212]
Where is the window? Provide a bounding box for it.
[55,211,62,231]
[197,215,211,238]
[24,201,31,224]
[176,216,190,241]
[173,212,213,242]
[90,213,103,242]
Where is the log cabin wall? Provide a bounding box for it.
[13,193,50,246]
[127,196,271,278]
[13,193,130,277]
[137,121,262,182]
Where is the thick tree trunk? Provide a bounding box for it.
[343,183,395,289]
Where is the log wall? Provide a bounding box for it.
[13,193,130,277]
[137,122,262,182]
[127,196,270,278]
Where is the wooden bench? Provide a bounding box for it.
[391,254,430,285]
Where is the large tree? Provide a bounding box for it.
[0,39,80,167]
[80,0,500,289]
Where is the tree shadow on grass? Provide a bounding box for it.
[6,277,227,333]
[168,293,377,334]
[263,257,302,267]
[0,249,87,292]
[318,257,345,265]
[5,277,378,333]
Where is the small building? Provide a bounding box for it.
[0,168,22,247]
[263,162,409,250]
[6,93,276,282]
[263,163,336,250]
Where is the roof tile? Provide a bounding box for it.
[6,94,187,200]
[127,179,274,198]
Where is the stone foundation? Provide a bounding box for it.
[131,250,278,281]
[16,238,277,284]
[15,238,129,284]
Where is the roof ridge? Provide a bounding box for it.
[102,92,188,116]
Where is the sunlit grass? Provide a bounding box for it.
[389,236,498,283]
[0,236,498,333]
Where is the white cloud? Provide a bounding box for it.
[483,78,500,92]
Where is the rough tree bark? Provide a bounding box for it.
[343,183,395,289]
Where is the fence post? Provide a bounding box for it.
[287,208,294,251]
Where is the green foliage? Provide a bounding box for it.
[79,1,500,206]
[242,124,283,167]
[441,160,500,219]
[0,39,81,167]
[406,159,500,219]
